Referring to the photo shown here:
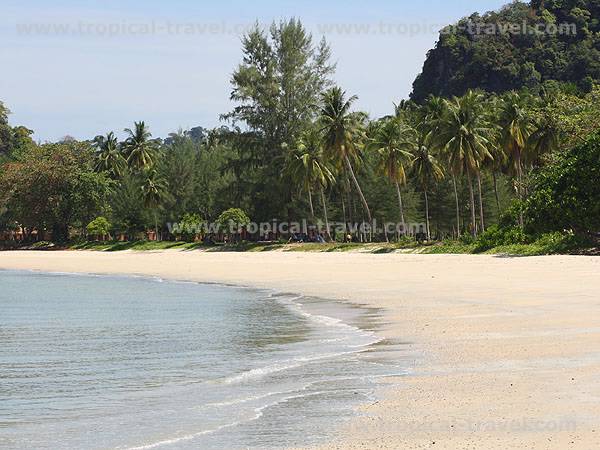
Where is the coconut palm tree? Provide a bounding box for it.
[319,87,372,223]
[141,169,168,241]
[93,132,125,178]
[487,137,508,215]
[369,118,417,227]
[420,95,463,235]
[433,91,494,236]
[285,149,316,220]
[420,95,447,132]
[287,128,336,239]
[527,102,560,166]
[411,138,444,240]
[123,121,158,172]
[497,91,535,227]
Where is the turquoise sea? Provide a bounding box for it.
[0,270,405,449]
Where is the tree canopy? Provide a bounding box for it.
[1,13,599,248]
[412,0,600,102]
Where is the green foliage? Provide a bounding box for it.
[540,84,600,149]
[0,102,35,160]
[412,0,600,101]
[0,141,112,241]
[123,121,158,172]
[525,131,600,234]
[176,213,204,242]
[72,240,202,252]
[2,13,599,253]
[479,231,593,255]
[422,240,477,254]
[369,117,416,186]
[110,173,146,237]
[222,19,335,222]
[319,86,372,221]
[86,217,111,238]
[93,132,125,178]
[217,208,251,233]
[0,101,13,156]
[474,224,529,252]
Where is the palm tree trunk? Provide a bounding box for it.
[154,214,160,242]
[467,171,477,237]
[383,219,389,243]
[424,189,431,241]
[493,170,501,214]
[345,176,354,230]
[515,150,524,228]
[307,188,315,221]
[452,175,461,238]
[344,155,372,223]
[394,181,406,231]
[320,186,332,241]
[341,195,348,239]
[516,151,524,229]
[476,171,486,233]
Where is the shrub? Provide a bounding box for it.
[217,208,250,232]
[525,131,600,235]
[217,208,250,234]
[532,231,594,254]
[175,213,204,242]
[474,225,529,252]
[459,233,475,245]
[396,235,416,246]
[86,217,111,240]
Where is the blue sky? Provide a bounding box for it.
[1,0,508,141]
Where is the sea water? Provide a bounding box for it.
[0,270,406,449]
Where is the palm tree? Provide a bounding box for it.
[498,92,535,227]
[123,121,157,172]
[481,95,505,214]
[285,149,316,220]
[411,138,444,240]
[420,95,463,235]
[141,169,168,241]
[93,132,125,178]
[487,139,508,215]
[433,91,494,236]
[320,87,372,223]
[527,105,560,167]
[393,99,417,119]
[420,95,447,132]
[369,118,416,228]
[287,128,336,239]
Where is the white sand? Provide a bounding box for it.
[1,250,599,449]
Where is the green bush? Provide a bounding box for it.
[474,225,529,252]
[217,208,250,233]
[532,231,593,254]
[86,217,111,240]
[217,208,250,241]
[525,131,600,235]
[175,213,204,242]
[459,233,476,245]
[396,235,416,246]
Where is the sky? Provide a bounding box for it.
[1,0,508,142]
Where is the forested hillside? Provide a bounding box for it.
[412,0,600,101]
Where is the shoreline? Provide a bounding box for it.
[2,269,393,450]
[1,250,599,449]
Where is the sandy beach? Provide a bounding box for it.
[1,250,599,449]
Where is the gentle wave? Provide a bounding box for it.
[221,294,382,385]
[122,420,244,450]
[2,270,401,450]
[126,387,330,450]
